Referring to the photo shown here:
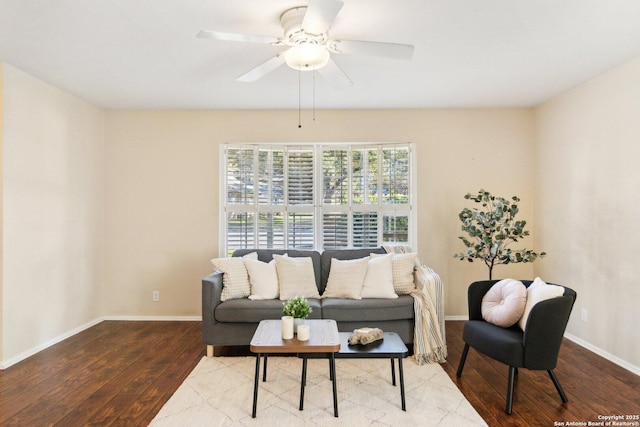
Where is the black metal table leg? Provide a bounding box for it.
[263,354,268,382]
[299,357,308,410]
[391,358,396,386]
[331,353,338,417]
[398,357,406,411]
[252,353,261,418]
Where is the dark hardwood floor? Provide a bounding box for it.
[0,321,204,426]
[1,320,638,426]
[443,321,640,426]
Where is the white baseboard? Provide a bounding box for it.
[564,333,640,377]
[445,315,469,321]
[1,317,103,370]
[103,315,202,321]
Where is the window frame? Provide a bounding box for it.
[219,142,416,256]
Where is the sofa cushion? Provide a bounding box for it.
[321,248,386,293]
[373,252,418,294]
[211,252,258,301]
[233,249,322,289]
[246,258,279,300]
[322,256,370,299]
[273,255,321,300]
[321,295,414,322]
[361,253,398,299]
[215,298,322,323]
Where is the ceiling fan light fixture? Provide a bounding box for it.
[284,43,330,71]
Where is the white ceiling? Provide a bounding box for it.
[2,0,640,110]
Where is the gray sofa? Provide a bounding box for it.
[202,247,416,356]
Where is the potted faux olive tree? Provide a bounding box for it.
[454,189,546,280]
[283,296,312,333]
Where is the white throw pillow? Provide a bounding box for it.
[518,277,565,331]
[323,257,370,299]
[246,259,279,300]
[481,278,527,328]
[211,252,258,301]
[373,252,418,294]
[273,255,320,300]
[361,254,398,299]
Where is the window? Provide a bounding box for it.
[222,143,414,255]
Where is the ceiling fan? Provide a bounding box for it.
[197,0,414,86]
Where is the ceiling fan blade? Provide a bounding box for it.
[236,53,287,82]
[197,30,282,45]
[317,58,352,88]
[302,0,344,35]
[329,39,414,60]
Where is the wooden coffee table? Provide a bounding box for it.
[249,319,340,418]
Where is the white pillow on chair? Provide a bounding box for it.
[481,278,527,328]
[518,277,565,331]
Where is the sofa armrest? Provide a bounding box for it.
[202,271,223,328]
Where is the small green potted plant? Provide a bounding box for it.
[283,296,312,332]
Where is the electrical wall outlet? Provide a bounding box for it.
[153,291,160,302]
[581,308,588,322]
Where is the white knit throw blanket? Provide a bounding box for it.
[383,245,448,364]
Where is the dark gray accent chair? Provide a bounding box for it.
[456,280,577,414]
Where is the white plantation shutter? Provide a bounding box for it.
[353,212,379,247]
[322,149,348,205]
[226,148,254,205]
[222,143,414,254]
[323,213,349,249]
[383,214,410,243]
[382,146,410,205]
[287,149,314,206]
[258,212,284,248]
[351,147,378,204]
[226,212,255,256]
[286,148,315,249]
[258,149,284,205]
[288,212,314,249]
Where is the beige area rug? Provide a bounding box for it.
[150,356,487,427]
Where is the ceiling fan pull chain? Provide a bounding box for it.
[298,69,302,128]
[313,71,316,122]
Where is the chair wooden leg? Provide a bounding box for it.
[548,369,569,403]
[506,366,516,414]
[456,343,470,377]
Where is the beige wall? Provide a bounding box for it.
[0,63,4,361]
[535,56,640,369]
[1,64,105,365]
[6,53,639,372]
[104,108,536,318]
[3,54,639,371]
